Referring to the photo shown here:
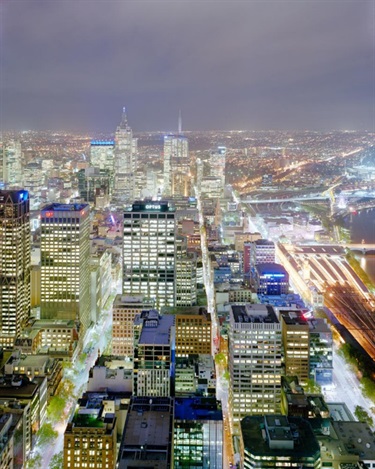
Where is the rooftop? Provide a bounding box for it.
[129,200,175,213]
[122,397,172,449]
[256,263,288,276]
[231,303,279,324]
[138,314,175,346]
[41,203,89,213]
[255,239,275,246]
[279,309,309,326]
[241,415,320,458]
[332,420,375,459]
[174,397,222,421]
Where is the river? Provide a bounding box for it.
[344,208,375,283]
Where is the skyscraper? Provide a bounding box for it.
[0,190,30,349]
[123,200,176,308]
[113,108,137,202]
[90,139,115,172]
[228,303,282,432]
[210,146,226,193]
[40,203,91,338]
[163,118,189,197]
[2,140,23,187]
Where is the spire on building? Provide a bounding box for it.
[178,110,182,135]
[120,106,128,128]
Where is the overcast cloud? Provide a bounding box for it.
[1,0,373,132]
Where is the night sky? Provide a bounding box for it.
[1,0,374,132]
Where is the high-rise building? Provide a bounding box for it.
[123,200,176,309]
[133,310,175,397]
[279,309,310,384]
[112,295,154,357]
[40,203,91,339]
[163,134,189,197]
[2,140,23,187]
[77,167,112,206]
[90,139,115,171]
[176,236,197,306]
[114,108,137,202]
[174,397,223,469]
[0,190,30,349]
[308,317,333,387]
[228,304,282,432]
[210,146,226,191]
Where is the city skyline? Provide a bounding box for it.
[1,0,373,133]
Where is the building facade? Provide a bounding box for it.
[133,311,175,397]
[228,304,282,432]
[113,108,137,202]
[0,190,30,349]
[90,139,115,172]
[112,295,154,357]
[174,397,223,469]
[123,200,176,309]
[2,140,23,187]
[40,203,91,339]
[63,398,117,469]
[175,311,211,357]
[163,135,189,197]
[279,309,310,384]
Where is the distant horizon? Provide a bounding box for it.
[1,1,373,133]
[1,126,374,137]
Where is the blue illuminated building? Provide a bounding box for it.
[255,263,289,295]
[174,397,223,469]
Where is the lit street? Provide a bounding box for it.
[35,304,113,468]
[324,343,375,428]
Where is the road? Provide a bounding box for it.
[216,363,235,468]
[324,344,375,428]
[35,299,114,468]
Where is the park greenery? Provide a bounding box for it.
[354,406,374,426]
[303,378,322,394]
[36,423,58,448]
[26,453,42,469]
[346,251,375,293]
[339,342,375,405]
[47,395,67,423]
[49,452,63,469]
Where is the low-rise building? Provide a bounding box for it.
[0,375,47,446]
[87,356,133,393]
[63,396,117,469]
[112,295,154,357]
[3,351,63,399]
[117,397,173,469]
[240,415,321,469]
[174,397,223,469]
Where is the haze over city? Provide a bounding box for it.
[1,1,375,469]
[1,0,374,132]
